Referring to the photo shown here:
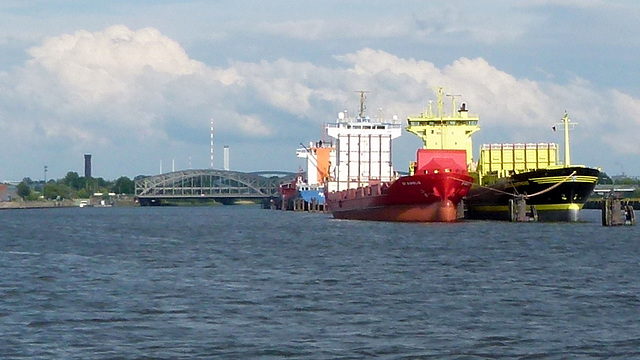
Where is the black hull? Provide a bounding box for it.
[465,166,600,221]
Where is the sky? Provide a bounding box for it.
[1,0,640,182]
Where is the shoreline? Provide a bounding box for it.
[0,201,74,210]
[0,199,138,210]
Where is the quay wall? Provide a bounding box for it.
[0,200,75,210]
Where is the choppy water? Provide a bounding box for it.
[1,206,639,359]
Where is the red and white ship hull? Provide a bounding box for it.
[325,150,473,222]
[326,173,472,222]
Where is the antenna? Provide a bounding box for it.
[446,92,461,117]
[355,90,369,118]
[210,118,214,169]
[435,87,445,118]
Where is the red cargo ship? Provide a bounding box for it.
[325,149,473,222]
[324,89,477,222]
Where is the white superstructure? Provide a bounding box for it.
[325,92,402,192]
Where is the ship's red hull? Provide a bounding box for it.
[325,172,473,222]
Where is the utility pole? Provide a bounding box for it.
[210,118,214,169]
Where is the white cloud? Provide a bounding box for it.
[4,26,237,149]
[254,18,409,41]
[236,115,273,137]
[604,90,640,153]
[333,49,552,130]
[230,58,317,116]
[335,48,438,79]
[27,25,204,104]
[2,23,640,179]
[250,11,533,45]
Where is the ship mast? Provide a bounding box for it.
[447,92,461,119]
[437,87,444,119]
[561,111,573,166]
[356,90,369,119]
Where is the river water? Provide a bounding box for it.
[1,206,639,359]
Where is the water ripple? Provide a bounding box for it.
[0,207,638,359]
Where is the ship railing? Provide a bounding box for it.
[326,122,402,130]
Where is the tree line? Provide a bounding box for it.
[596,172,640,197]
[17,172,136,201]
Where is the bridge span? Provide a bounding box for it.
[134,169,297,205]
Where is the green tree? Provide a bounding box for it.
[112,176,135,194]
[63,171,84,190]
[43,183,72,200]
[77,188,90,199]
[17,182,31,199]
[94,177,108,190]
[597,172,613,185]
[615,177,637,185]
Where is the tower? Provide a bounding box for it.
[84,154,92,179]
[223,145,229,171]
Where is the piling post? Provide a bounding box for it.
[509,196,537,222]
[457,200,466,219]
[602,194,636,226]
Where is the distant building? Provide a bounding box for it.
[593,184,639,196]
[0,184,18,201]
[84,154,92,179]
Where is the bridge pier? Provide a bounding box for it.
[137,198,163,206]
[217,198,236,205]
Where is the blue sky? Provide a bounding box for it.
[1,0,640,181]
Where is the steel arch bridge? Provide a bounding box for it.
[135,169,297,205]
